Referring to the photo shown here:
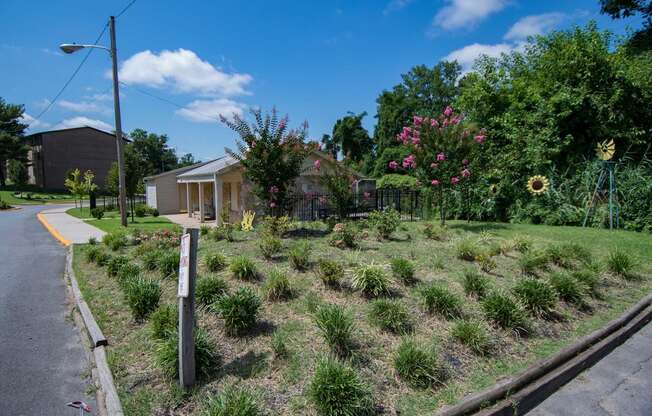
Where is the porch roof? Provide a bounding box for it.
[176,155,239,182]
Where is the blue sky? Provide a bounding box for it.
[0,0,640,161]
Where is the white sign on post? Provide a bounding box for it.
[177,233,190,298]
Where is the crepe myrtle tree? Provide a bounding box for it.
[388,106,487,225]
[221,108,318,214]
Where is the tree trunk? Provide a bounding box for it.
[0,161,6,187]
[439,187,446,226]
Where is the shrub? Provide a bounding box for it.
[150,304,178,339]
[96,252,112,267]
[271,332,289,359]
[141,250,160,271]
[518,250,550,275]
[103,232,127,251]
[561,242,592,264]
[90,207,104,220]
[157,250,179,278]
[309,358,374,416]
[549,271,585,304]
[606,249,637,279]
[328,222,358,249]
[134,204,148,217]
[106,255,129,277]
[288,240,311,270]
[230,255,258,280]
[204,385,261,416]
[155,328,218,380]
[124,276,161,320]
[263,268,293,300]
[452,320,490,355]
[390,258,416,285]
[475,252,497,273]
[314,304,356,357]
[88,237,98,245]
[199,225,211,236]
[394,339,444,389]
[214,287,261,335]
[116,263,141,286]
[316,259,344,287]
[572,268,601,297]
[260,215,291,237]
[545,244,574,268]
[84,246,102,263]
[368,208,401,239]
[461,268,489,299]
[368,299,413,334]
[512,278,557,316]
[420,284,463,319]
[204,252,228,272]
[482,291,529,333]
[258,234,282,260]
[351,265,391,297]
[150,208,159,217]
[511,235,532,253]
[196,275,229,306]
[422,223,449,241]
[455,237,481,261]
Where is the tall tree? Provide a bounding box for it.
[320,134,339,159]
[600,0,652,51]
[331,112,373,164]
[106,144,144,199]
[0,97,29,186]
[178,153,197,167]
[129,128,179,176]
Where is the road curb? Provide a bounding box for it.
[65,246,124,416]
[436,292,652,416]
[37,212,71,246]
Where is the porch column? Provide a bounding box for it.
[186,182,191,217]
[214,173,223,225]
[198,182,205,223]
[230,182,238,211]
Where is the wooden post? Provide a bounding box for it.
[178,228,198,389]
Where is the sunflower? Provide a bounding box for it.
[596,139,615,161]
[527,175,550,196]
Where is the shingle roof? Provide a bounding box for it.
[143,160,212,181]
[176,156,239,179]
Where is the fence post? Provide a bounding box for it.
[178,228,198,390]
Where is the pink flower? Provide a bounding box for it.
[474,134,486,144]
[388,160,399,170]
[314,159,321,171]
[402,154,416,169]
[436,152,445,162]
[363,191,371,198]
[451,176,460,185]
[443,106,453,117]
[269,185,279,193]
[462,129,470,137]
[431,119,439,127]
[462,169,471,178]
[413,116,423,126]
[269,201,276,208]
[319,196,328,204]
[278,120,286,130]
[431,179,440,186]
[462,159,469,165]
[411,136,420,145]
[430,162,438,169]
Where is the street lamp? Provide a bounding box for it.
[59,16,128,227]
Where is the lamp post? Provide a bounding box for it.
[60,16,128,227]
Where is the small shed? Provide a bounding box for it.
[144,162,209,214]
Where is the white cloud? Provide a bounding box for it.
[83,93,112,102]
[20,113,51,130]
[432,0,507,30]
[175,98,246,123]
[444,42,514,73]
[117,49,252,97]
[383,0,414,15]
[59,100,110,114]
[55,116,113,131]
[504,13,566,41]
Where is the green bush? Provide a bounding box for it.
[390,258,416,285]
[309,358,374,416]
[262,268,293,300]
[351,265,391,297]
[461,268,489,299]
[116,263,141,286]
[545,244,577,268]
[368,208,401,239]
[87,237,98,245]
[454,237,481,261]
[377,173,419,189]
[513,278,557,316]
[606,249,637,279]
[84,246,103,263]
[134,204,148,217]
[103,232,127,251]
[420,284,463,319]
[200,225,211,236]
[572,268,601,297]
[482,291,529,333]
[260,215,292,237]
[230,255,258,280]
[124,276,161,320]
[511,235,532,253]
[141,250,160,271]
[214,287,261,335]
[328,222,358,249]
[316,259,344,287]
[96,252,112,267]
[314,304,356,357]
[271,331,289,359]
[518,250,550,275]
[196,275,229,306]
[155,328,218,380]
[157,250,179,278]
[106,255,129,277]
[422,223,449,241]
[90,207,104,220]
[549,271,585,304]
[150,304,178,339]
[475,252,497,273]
[203,385,261,416]
[368,299,413,334]
[451,320,490,355]
[150,208,159,217]
[394,339,444,389]
[288,240,312,271]
[204,252,228,273]
[258,234,282,260]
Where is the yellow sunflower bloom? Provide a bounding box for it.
[527,175,550,196]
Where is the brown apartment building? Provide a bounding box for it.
[24,126,125,190]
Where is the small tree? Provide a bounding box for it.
[64,169,97,213]
[64,169,83,210]
[222,108,314,214]
[7,159,28,186]
[320,163,355,221]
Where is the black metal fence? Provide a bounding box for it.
[98,194,146,210]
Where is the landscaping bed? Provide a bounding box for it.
[72,217,652,415]
[67,207,177,233]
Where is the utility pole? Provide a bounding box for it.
[109,15,128,227]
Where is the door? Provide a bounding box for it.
[146,183,157,209]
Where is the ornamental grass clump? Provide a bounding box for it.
[204,252,228,273]
[116,263,141,287]
[141,250,161,271]
[157,250,179,278]
[451,319,491,355]
[482,291,529,334]
[203,385,261,416]
[606,249,637,279]
[518,249,550,275]
[102,232,127,251]
[314,304,356,357]
[150,304,178,339]
[155,327,219,380]
[230,255,258,281]
[461,268,489,299]
[259,234,282,260]
[96,251,112,267]
[511,235,532,253]
[84,246,103,263]
[368,299,413,334]
[328,222,358,249]
[475,252,497,273]
[420,284,463,319]
[271,331,289,359]
[351,264,391,297]
[106,255,129,277]
[572,268,601,297]
[124,276,161,321]
[316,259,344,287]
[263,268,294,301]
[394,339,445,389]
[512,278,557,317]
[548,271,585,305]
[214,287,261,335]
[196,275,229,307]
[288,240,312,271]
[455,237,481,261]
[309,358,374,416]
[422,223,449,241]
[390,257,416,285]
[545,244,575,268]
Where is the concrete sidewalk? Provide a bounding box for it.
[529,321,652,416]
[38,205,105,245]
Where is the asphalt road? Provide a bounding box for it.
[0,205,95,415]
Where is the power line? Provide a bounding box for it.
[116,0,138,18]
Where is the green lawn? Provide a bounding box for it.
[66,207,178,233]
[0,188,76,205]
[72,220,652,415]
